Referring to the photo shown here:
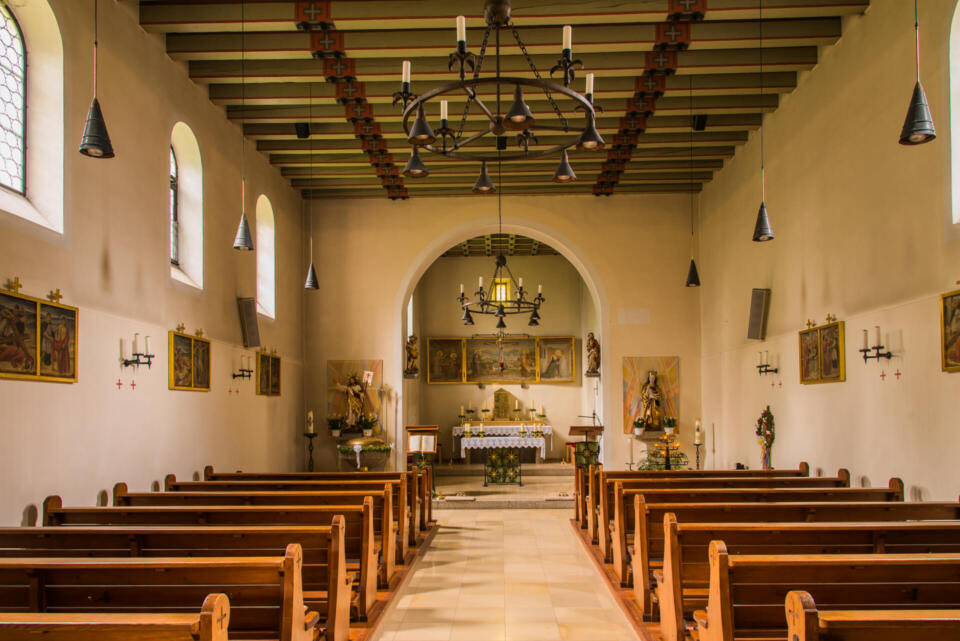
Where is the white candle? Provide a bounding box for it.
[518,277,523,288]
[479,276,483,288]
[132,333,139,355]
[456,15,466,43]
[515,400,519,410]
[144,336,151,355]
[537,284,542,294]
[585,72,594,95]
[758,351,763,366]
[120,338,126,360]
[862,329,868,350]
[459,282,464,294]
[401,60,411,84]
[562,25,572,52]
[875,325,881,348]
[460,405,465,415]
[307,411,314,433]
[764,351,769,366]
[540,405,545,415]
[629,433,634,465]
[468,400,473,410]
[441,99,449,121]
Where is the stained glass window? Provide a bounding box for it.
[170,146,179,265]
[0,6,25,194]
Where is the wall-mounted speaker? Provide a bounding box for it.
[692,114,708,131]
[237,297,261,348]
[747,288,771,340]
[294,122,311,139]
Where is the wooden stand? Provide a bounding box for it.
[406,425,439,491]
[570,425,604,442]
[303,432,318,472]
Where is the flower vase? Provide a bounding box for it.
[760,441,772,470]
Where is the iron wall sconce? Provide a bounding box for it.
[859,326,893,363]
[233,354,254,380]
[756,350,778,375]
[122,333,154,369]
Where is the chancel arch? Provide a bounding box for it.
[169,121,203,288]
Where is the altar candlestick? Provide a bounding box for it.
[585,72,594,95]
[456,15,466,43]
[515,400,519,409]
[562,25,572,52]
[441,100,449,121]
[401,60,411,84]
[862,329,868,350]
[144,336,151,355]
[875,325,882,347]
[460,405,465,416]
[132,333,139,355]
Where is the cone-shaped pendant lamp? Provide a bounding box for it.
[752,0,773,242]
[685,77,701,286]
[403,146,429,177]
[407,104,437,146]
[496,317,507,330]
[79,0,114,158]
[685,258,701,288]
[576,113,605,152]
[504,85,535,131]
[552,149,577,182]
[233,0,254,251]
[304,262,319,289]
[461,308,474,326]
[900,0,935,145]
[473,161,496,193]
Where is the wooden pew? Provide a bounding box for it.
[785,591,960,641]
[0,593,231,641]
[630,497,957,618]
[605,472,874,578]
[659,519,960,641]
[202,467,434,529]
[0,543,343,641]
[694,545,960,641]
[580,462,811,534]
[165,476,414,561]
[0,519,374,624]
[43,496,382,619]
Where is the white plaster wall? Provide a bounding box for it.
[698,0,960,499]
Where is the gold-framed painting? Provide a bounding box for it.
[256,352,282,396]
[168,330,211,391]
[426,338,464,384]
[538,336,576,383]
[0,289,78,383]
[465,337,538,384]
[799,321,845,384]
[941,288,960,372]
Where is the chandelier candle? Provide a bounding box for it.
[457,15,466,49]
[562,25,572,55]
[585,72,594,102]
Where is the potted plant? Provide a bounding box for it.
[663,416,677,434]
[357,413,378,437]
[632,417,645,436]
[327,415,345,438]
[755,406,775,470]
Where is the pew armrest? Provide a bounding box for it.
[693,609,708,630]
[304,610,321,631]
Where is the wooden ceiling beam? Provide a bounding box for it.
[291,171,715,187]
[281,158,724,173]
[163,19,839,61]
[140,1,867,33]
[302,183,704,198]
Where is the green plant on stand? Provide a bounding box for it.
[327,415,345,438]
[357,413,378,437]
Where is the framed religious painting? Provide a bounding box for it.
[257,352,282,396]
[817,321,845,383]
[798,326,821,384]
[941,288,960,372]
[0,289,78,383]
[465,337,538,384]
[426,338,464,384]
[537,337,576,383]
[168,330,210,391]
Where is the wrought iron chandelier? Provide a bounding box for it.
[396,0,604,188]
[457,154,544,329]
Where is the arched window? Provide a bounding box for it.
[0,5,25,194]
[951,2,960,224]
[169,146,179,265]
[170,122,203,288]
[256,195,276,319]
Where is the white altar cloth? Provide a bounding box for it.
[460,436,547,460]
[452,424,552,437]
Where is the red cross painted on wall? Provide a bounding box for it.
[116,379,123,390]
[130,380,137,391]
[894,369,902,380]
[880,371,887,381]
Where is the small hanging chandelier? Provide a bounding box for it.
[396,0,603,191]
[233,0,254,251]
[457,153,544,329]
[899,0,935,145]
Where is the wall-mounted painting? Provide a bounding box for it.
[941,288,960,372]
[426,338,464,384]
[623,356,680,434]
[0,290,77,383]
[256,352,281,396]
[799,321,845,384]
[538,337,576,383]
[465,337,538,384]
[168,330,211,391]
[327,360,382,426]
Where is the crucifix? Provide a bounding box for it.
[176,323,186,333]
[47,289,63,303]
[3,276,22,294]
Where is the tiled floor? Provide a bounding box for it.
[371,509,640,641]
[435,475,573,501]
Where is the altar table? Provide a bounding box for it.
[452,424,553,458]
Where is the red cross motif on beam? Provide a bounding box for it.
[626,95,657,116]
[645,50,678,73]
[620,114,647,133]
[381,175,402,187]
[608,147,633,161]
[310,29,344,58]
[612,133,637,148]
[116,379,123,390]
[602,161,625,174]
[335,81,365,104]
[361,138,388,154]
[369,153,394,167]
[324,57,355,81]
[601,171,621,183]
[593,183,615,196]
[656,22,690,50]
[296,1,331,24]
[668,0,707,20]
[376,165,399,178]
[635,74,666,97]
[387,186,409,200]
[353,120,382,138]
[345,102,374,122]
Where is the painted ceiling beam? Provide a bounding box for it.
[281,159,725,175]
[301,183,704,198]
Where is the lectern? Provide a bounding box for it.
[406,425,439,490]
[569,425,603,469]
[569,425,604,442]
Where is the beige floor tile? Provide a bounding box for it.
[557,621,638,641]
[393,621,452,641]
[505,621,564,641]
[448,621,507,641]
[504,606,557,622]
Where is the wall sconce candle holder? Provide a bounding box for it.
[756,363,778,375]
[232,367,253,380]
[123,352,155,370]
[859,345,893,363]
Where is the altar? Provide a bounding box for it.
[459,435,547,486]
[452,422,553,459]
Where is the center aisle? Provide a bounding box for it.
[371,508,641,641]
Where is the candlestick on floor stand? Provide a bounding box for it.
[695,443,703,470]
[304,432,319,472]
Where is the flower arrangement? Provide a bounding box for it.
[337,442,392,455]
[755,406,775,447]
[357,413,379,436]
[327,415,346,436]
[662,417,678,429]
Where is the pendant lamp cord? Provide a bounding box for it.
[240,0,246,203]
[92,0,98,97]
[914,0,921,82]
[309,83,314,261]
[689,76,695,257]
[759,0,765,202]
[497,149,502,234]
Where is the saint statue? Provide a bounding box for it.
[585,332,601,377]
[404,334,419,377]
[639,369,663,429]
[336,375,366,427]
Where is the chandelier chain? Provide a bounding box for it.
[510,24,568,131]
[456,24,493,141]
